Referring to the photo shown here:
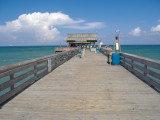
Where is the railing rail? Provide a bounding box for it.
[101,48,113,56]
[0,48,79,105]
[120,53,160,91]
[101,47,160,91]
[101,47,116,64]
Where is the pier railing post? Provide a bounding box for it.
[123,57,126,67]
[66,52,69,60]
[48,58,52,72]
[144,64,147,76]
[34,65,38,81]
[10,74,14,90]
[131,59,134,69]
[69,51,71,59]
[55,57,57,67]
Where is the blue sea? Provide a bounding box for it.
[121,45,160,61]
[0,45,160,67]
[0,46,61,67]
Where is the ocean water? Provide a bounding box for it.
[0,45,160,67]
[0,46,65,67]
[121,45,160,61]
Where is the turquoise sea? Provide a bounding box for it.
[0,46,58,67]
[0,45,160,67]
[121,45,160,61]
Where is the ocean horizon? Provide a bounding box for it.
[0,44,160,47]
[0,45,160,67]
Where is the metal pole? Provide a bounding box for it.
[117,31,120,52]
[116,30,121,52]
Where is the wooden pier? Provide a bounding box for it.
[0,49,160,119]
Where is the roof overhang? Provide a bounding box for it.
[66,33,98,42]
[73,42,91,44]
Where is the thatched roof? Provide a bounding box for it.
[66,33,97,42]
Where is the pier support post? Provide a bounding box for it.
[48,58,52,72]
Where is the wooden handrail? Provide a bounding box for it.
[0,48,79,105]
[101,47,160,91]
[101,48,113,56]
[0,49,78,73]
[120,53,160,91]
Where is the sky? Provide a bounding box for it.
[0,0,160,46]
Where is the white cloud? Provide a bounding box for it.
[0,12,104,44]
[65,22,105,29]
[129,27,145,36]
[151,25,160,32]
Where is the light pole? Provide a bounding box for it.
[116,30,120,52]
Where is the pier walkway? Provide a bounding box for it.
[0,50,160,120]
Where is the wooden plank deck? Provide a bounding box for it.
[0,50,160,120]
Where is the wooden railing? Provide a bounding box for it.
[101,48,113,56]
[101,48,115,64]
[101,47,160,91]
[0,48,79,105]
[120,53,160,91]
